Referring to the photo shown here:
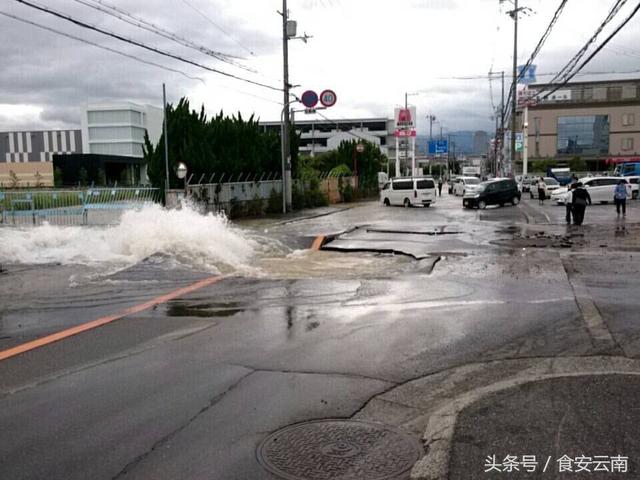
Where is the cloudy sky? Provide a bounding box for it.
[1,0,639,135]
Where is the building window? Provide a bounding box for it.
[622,138,634,151]
[557,115,609,155]
[622,113,635,126]
[608,86,623,101]
[622,85,637,99]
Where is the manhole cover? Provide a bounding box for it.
[257,419,423,480]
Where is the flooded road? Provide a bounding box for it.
[1,193,639,479]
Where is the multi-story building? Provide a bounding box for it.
[260,117,395,159]
[521,78,640,171]
[0,129,82,186]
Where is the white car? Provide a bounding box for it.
[380,177,437,207]
[624,176,640,199]
[551,177,632,204]
[452,176,482,196]
[529,177,561,199]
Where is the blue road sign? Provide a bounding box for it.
[518,64,537,84]
[301,90,318,108]
[428,140,448,154]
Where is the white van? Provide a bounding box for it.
[380,177,437,207]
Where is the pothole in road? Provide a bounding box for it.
[491,231,587,249]
[257,419,423,480]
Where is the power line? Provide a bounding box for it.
[0,9,205,83]
[536,0,640,101]
[547,0,628,86]
[70,0,242,62]
[517,0,569,82]
[180,0,255,57]
[13,0,282,92]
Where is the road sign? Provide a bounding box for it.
[320,89,337,107]
[304,108,317,114]
[518,64,537,84]
[515,132,524,152]
[428,140,448,154]
[301,90,318,108]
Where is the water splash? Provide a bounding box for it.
[0,204,260,274]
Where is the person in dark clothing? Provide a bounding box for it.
[565,183,577,224]
[571,182,591,225]
[437,178,443,197]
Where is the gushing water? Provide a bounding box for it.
[0,204,263,274]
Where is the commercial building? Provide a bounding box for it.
[0,129,82,187]
[260,117,396,159]
[520,78,640,171]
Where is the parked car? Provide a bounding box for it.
[529,177,561,199]
[380,177,437,207]
[551,177,631,204]
[625,176,640,199]
[453,176,482,196]
[463,178,521,209]
[447,176,459,194]
[520,177,534,193]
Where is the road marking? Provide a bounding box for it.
[0,276,224,362]
[311,235,327,250]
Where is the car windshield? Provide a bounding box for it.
[465,178,481,185]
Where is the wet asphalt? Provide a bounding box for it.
[1,190,640,479]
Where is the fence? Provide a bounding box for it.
[0,187,159,226]
[186,173,359,215]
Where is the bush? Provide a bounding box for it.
[341,182,354,202]
[266,188,282,214]
[228,197,245,219]
[246,194,265,217]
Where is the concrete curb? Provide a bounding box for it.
[409,356,640,480]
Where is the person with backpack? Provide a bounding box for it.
[614,179,629,217]
[571,182,592,225]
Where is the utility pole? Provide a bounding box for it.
[500,70,505,177]
[281,0,292,212]
[162,83,170,201]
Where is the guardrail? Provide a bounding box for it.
[0,188,159,226]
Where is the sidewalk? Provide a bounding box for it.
[353,356,640,480]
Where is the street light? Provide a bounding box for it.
[176,162,187,197]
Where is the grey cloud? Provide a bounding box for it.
[0,0,279,129]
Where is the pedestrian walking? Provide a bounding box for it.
[571,182,592,226]
[614,179,630,216]
[536,177,547,205]
[565,183,577,224]
[437,178,443,197]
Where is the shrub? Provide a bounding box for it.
[342,182,354,203]
[246,194,265,217]
[266,188,282,214]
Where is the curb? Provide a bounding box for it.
[409,356,640,480]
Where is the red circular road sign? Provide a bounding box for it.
[320,89,337,107]
[301,90,318,108]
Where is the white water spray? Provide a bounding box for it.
[0,204,262,274]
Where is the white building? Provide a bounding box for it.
[81,103,163,158]
[260,117,396,159]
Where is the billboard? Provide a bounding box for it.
[394,106,417,133]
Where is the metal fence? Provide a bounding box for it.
[0,188,160,226]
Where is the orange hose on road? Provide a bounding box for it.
[0,275,224,362]
[311,235,327,250]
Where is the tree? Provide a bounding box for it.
[144,98,288,202]
[54,166,63,187]
[34,171,43,188]
[9,170,19,188]
[569,156,587,173]
[97,168,107,186]
[78,167,88,186]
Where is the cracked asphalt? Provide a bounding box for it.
[1,190,640,479]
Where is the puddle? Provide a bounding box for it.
[165,302,244,318]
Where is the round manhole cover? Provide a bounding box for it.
[257,419,423,480]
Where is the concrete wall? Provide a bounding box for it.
[0,162,54,187]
